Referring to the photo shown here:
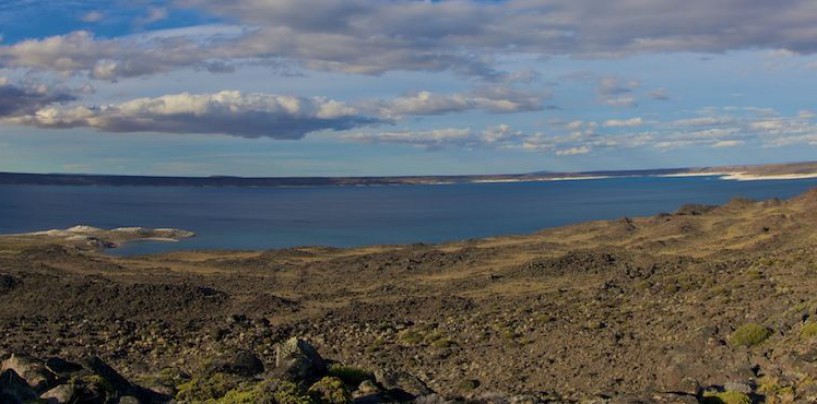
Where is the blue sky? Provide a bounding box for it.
[1,0,817,176]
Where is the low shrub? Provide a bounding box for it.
[729,323,771,347]
[801,322,817,339]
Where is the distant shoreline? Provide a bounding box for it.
[1,161,816,187]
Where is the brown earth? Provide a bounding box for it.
[3,190,817,402]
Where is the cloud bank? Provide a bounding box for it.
[4,91,380,139]
[5,0,817,80]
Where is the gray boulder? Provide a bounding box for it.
[274,337,326,382]
[724,381,754,394]
[40,383,76,403]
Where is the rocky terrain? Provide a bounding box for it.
[4,190,817,402]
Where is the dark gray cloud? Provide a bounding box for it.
[0,81,77,117]
[4,0,817,80]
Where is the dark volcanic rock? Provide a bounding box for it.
[0,369,38,403]
[0,274,20,295]
[209,350,265,378]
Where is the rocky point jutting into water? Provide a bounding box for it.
[4,190,817,402]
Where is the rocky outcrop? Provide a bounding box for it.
[0,354,167,404]
[3,225,195,249]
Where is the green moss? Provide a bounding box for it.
[308,377,351,404]
[268,380,313,404]
[801,322,817,339]
[137,367,190,393]
[365,337,385,354]
[729,323,772,347]
[218,388,268,403]
[430,337,457,348]
[195,379,313,404]
[398,330,424,345]
[702,391,751,404]
[70,374,116,402]
[327,364,374,386]
[175,372,240,402]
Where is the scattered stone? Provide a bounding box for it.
[357,379,381,395]
[274,337,326,382]
[374,369,432,398]
[724,380,754,394]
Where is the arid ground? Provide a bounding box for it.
[4,189,817,403]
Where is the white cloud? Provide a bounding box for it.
[4,91,380,139]
[713,140,744,148]
[669,116,735,127]
[798,110,816,119]
[370,87,547,118]
[556,146,591,156]
[603,117,643,128]
[342,124,525,151]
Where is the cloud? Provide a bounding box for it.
[369,87,547,118]
[648,89,670,100]
[0,81,77,117]
[137,7,169,26]
[80,11,104,23]
[556,146,591,156]
[342,124,525,151]
[596,76,640,107]
[342,107,817,152]
[602,117,643,128]
[0,29,245,81]
[669,116,736,127]
[712,140,744,148]
[4,91,380,139]
[7,0,817,79]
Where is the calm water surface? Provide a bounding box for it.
[1,176,816,255]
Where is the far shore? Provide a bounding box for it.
[719,172,817,181]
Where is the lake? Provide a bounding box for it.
[1,175,816,255]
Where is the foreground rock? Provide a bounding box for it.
[0,354,166,403]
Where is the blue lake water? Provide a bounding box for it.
[1,176,816,255]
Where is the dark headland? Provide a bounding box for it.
[3,186,817,402]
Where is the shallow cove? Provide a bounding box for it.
[1,175,817,256]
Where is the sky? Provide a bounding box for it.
[1,1,817,177]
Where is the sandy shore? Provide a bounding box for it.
[719,172,817,181]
